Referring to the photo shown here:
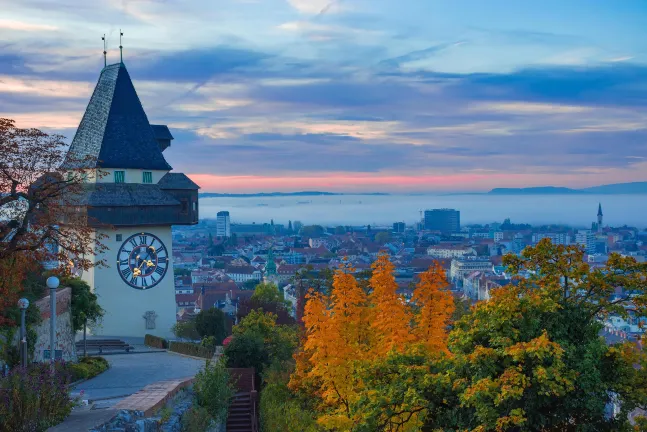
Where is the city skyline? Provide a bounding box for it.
[2,0,647,192]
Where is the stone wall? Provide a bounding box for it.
[32,287,77,363]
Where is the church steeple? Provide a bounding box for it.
[597,203,603,233]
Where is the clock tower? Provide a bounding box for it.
[63,62,199,338]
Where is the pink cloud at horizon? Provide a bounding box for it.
[187,170,647,193]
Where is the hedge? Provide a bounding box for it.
[169,341,215,359]
[144,334,169,349]
[68,356,110,381]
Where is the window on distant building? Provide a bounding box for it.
[181,199,188,214]
[114,171,125,183]
[143,171,153,184]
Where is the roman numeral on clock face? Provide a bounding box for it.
[118,232,168,290]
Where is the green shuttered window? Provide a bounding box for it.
[143,171,153,184]
[114,171,125,183]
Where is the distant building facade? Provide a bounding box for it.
[393,222,406,233]
[424,209,460,233]
[450,258,492,281]
[576,230,596,254]
[532,233,571,245]
[216,211,231,238]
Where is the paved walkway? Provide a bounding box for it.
[74,351,205,401]
[49,350,205,431]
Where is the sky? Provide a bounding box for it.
[2,0,647,193]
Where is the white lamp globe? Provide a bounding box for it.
[46,276,60,290]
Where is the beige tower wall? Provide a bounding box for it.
[83,226,177,338]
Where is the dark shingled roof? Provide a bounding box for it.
[63,63,172,171]
[151,125,174,140]
[158,173,200,190]
[80,183,180,207]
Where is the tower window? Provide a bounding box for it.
[114,171,125,183]
[143,171,153,184]
[116,234,122,241]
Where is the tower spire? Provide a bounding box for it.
[597,202,603,233]
[102,34,107,68]
[119,30,124,63]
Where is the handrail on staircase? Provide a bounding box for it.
[251,390,259,432]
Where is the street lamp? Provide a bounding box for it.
[17,298,29,368]
[46,276,59,363]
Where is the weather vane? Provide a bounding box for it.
[102,34,106,67]
[120,29,124,63]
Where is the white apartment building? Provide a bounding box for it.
[216,211,231,238]
[427,245,475,259]
[225,265,262,283]
[450,258,493,281]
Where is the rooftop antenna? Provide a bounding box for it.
[119,29,124,63]
[101,34,106,67]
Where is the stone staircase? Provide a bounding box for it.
[226,368,258,432]
[226,392,255,432]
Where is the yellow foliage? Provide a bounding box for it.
[291,255,455,430]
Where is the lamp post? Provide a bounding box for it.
[46,276,59,363]
[17,298,29,368]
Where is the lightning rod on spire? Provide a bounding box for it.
[102,34,106,68]
[119,30,124,63]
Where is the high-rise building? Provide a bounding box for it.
[424,209,460,233]
[532,233,571,245]
[216,211,231,238]
[393,222,406,233]
[576,230,596,254]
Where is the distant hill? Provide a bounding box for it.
[489,187,580,195]
[579,182,647,194]
[199,191,389,198]
[488,182,647,195]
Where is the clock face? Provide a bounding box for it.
[117,232,169,290]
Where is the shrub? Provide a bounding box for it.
[68,356,109,381]
[144,334,168,349]
[223,332,268,374]
[194,308,228,344]
[193,360,233,423]
[200,336,217,349]
[260,361,321,432]
[168,341,215,359]
[181,405,214,432]
[0,361,74,431]
[171,319,200,341]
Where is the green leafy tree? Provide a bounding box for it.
[445,239,647,431]
[250,282,290,309]
[301,225,325,238]
[61,277,104,331]
[334,226,345,235]
[374,231,391,244]
[223,332,268,373]
[171,319,200,341]
[225,310,298,376]
[194,308,228,344]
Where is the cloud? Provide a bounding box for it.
[286,0,342,14]
[0,19,58,31]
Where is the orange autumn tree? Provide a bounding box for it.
[413,261,455,353]
[369,255,416,355]
[291,253,455,430]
